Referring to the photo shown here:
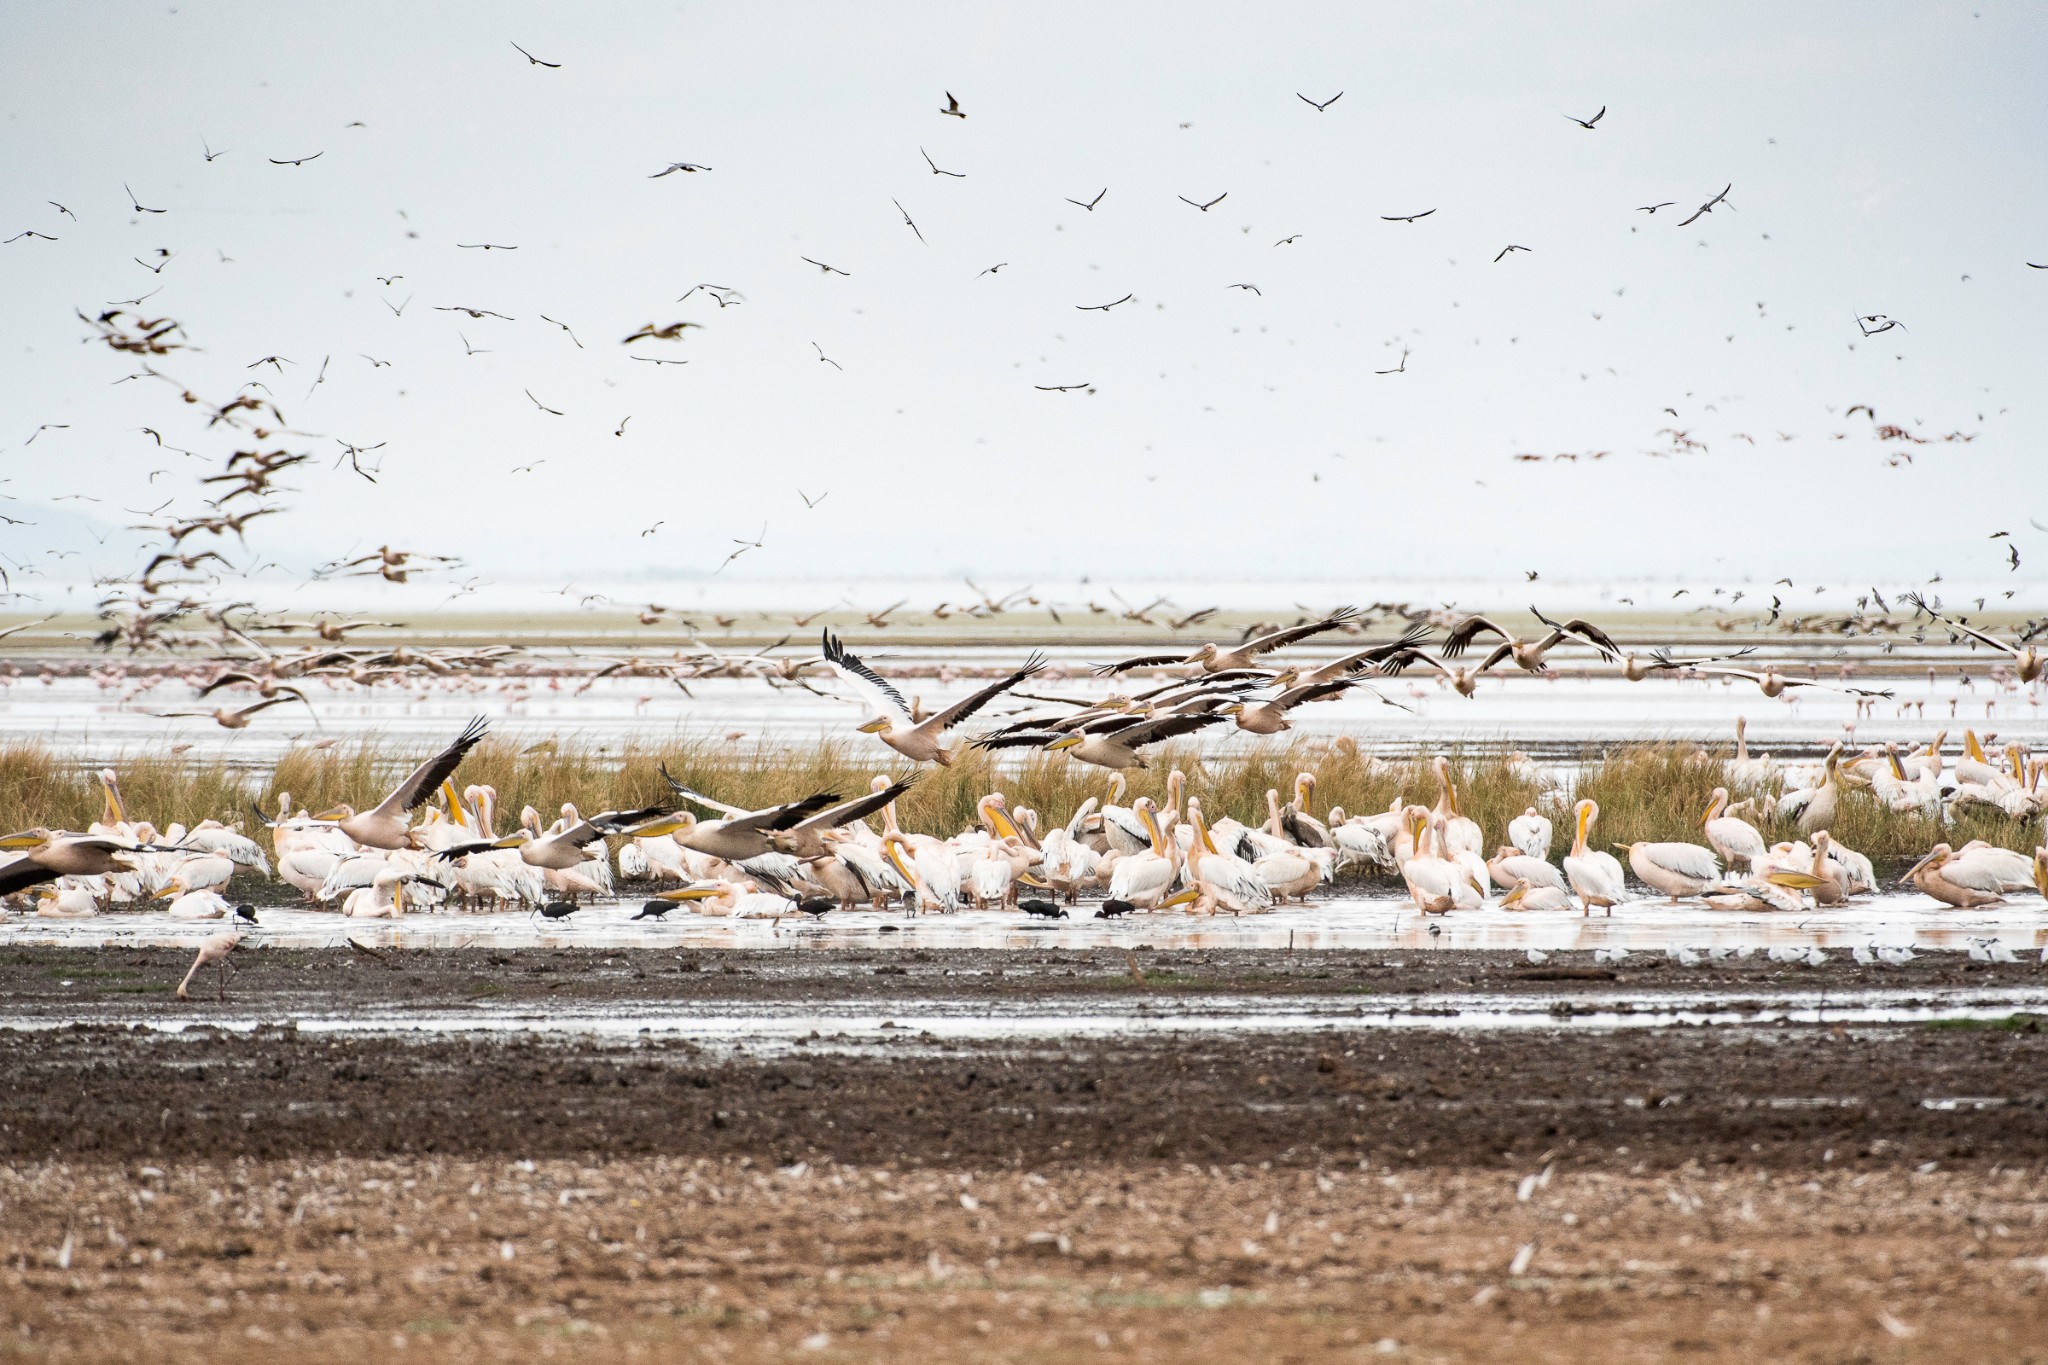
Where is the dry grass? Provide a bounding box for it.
[1,736,2035,866]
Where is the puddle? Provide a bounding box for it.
[6,893,2044,953]
[11,986,2045,1051]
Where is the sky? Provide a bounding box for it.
[2,1,2045,601]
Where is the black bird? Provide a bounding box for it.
[1297,91,1343,112]
[1179,192,1227,211]
[1381,209,1435,223]
[794,897,836,920]
[536,901,579,922]
[1676,183,1732,227]
[1065,187,1107,211]
[1565,105,1605,129]
[511,40,561,67]
[234,904,258,924]
[939,91,966,118]
[1097,900,1139,919]
[1018,899,1068,920]
[632,900,671,921]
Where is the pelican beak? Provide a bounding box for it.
[1019,873,1051,888]
[0,831,49,850]
[622,816,688,838]
[1047,734,1085,752]
[856,717,893,734]
[1899,851,1934,882]
[657,886,725,902]
[393,879,404,916]
[313,806,348,822]
[1159,888,1201,908]
[152,884,179,900]
[442,781,467,828]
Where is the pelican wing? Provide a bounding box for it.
[367,716,489,819]
[1440,616,1508,659]
[795,777,917,833]
[0,855,58,897]
[820,630,913,724]
[1112,711,1227,749]
[1241,606,1358,656]
[554,805,671,848]
[1642,842,1721,881]
[1328,623,1434,673]
[927,652,1049,730]
[1270,679,1355,711]
[971,731,1061,752]
[727,793,845,835]
[1093,651,1190,677]
[657,768,753,817]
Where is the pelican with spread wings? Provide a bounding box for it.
[1093,607,1359,676]
[820,631,1045,764]
[653,772,918,861]
[312,716,490,849]
[1441,607,1620,674]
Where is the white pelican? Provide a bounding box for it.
[987,711,1227,771]
[316,717,490,850]
[1223,677,1375,735]
[1618,840,1720,902]
[1398,809,1482,912]
[1093,608,1358,676]
[658,776,915,862]
[1429,757,1484,858]
[1870,743,1941,815]
[343,867,411,918]
[1693,665,1890,701]
[1441,609,1620,674]
[1774,743,1843,834]
[1702,870,1822,913]
[1104,797,1183,909]
[165,889,233,919]
[821,631,1045,765]
[1181,798,1273,914]
[881,831,963,912]
[151,853,236,901]
[0,831,147,899]
[1252,842,1328,903]
[1499,880,1572,912]
[1701,788,1766,869]
[1278,773,1333,848]
[1904,591,2043,682]
[1944,842,2036,894]
[1562,800,1626,916]
[1506,806,1553,860]
[1486,847,1567,894]
[1325,803,1401,871]
[1902,844,2003,908]
[1726,717,1775,789]
[176,821,272,878]
[36,887,100,917]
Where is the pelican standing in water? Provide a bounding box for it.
[1507,806,1553,860]
[821,631,1045,765]
[1902,844,2005,908]
[1562,799,1627,916]
[1617,839,1721,903]
[1701,787,1767,868]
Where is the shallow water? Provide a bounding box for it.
[8,891,2043,953]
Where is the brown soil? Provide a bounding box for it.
[1,946,2044,1360]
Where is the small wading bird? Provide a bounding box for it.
[176,931,242,1001]
[821,631,1045,764]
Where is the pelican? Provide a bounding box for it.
[1377,647,1484,697]
[437,801,666,894]
[1093,608,1358,676]
[1103,798,1182,909]
[821,631,1044,764]
[1726,717,1775,789]
[1277,773,1332,848]
[1903,592,2043,682]
[1181,798,1273,913]
[1507,806,1552,859]
[1091,773,1151,854]
[1324,804,1398,871]
[1618,840,1721,902]
[343,866,412,918]
[1870,743,1941,815]
[0,831,147,898]
[1902,844,2003,908]
[1001,711,1227,771]
[1292,623,1434,686]
[1399,808,1482,912]
[1944,842,2036,894]
[1499,880,1573,912]
[1562,800,1626,916]
[1692,666,1890,700]
[1222,677,1368,734]
[1702,869,1824,913]
[1774,743,1843,834]
[149,689,313,729]
[1429,757,1483,858]
[880,831,963,913]
[315,717,489,850]
[1441,608,1620,674]
[165,889,233,919]
[1486,846,1567,894]
[656,774,915,862]
[1701,788,1767,869]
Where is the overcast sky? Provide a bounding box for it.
[3,1,2044,596]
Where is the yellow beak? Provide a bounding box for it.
[856,717,894,734]
[1047,734,1085,752]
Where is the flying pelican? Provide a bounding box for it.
[0,830,148,897]
[1692,666,1891,700]
[821,631,1044,764]
[1904,592,2043,682]
[314,717,490,849]
[1562,799,1626,916]
[985,711,1227,770]
[150,689,313,729]
[1701,787,1767,868]
[1440,608,1620,673]
[1093,608,1359,676]
[1221,678,1369,734]
[436,802,667,891]
[656,774,917,862]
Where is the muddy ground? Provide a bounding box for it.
[1,946,2045,1361]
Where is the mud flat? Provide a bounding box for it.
[2,947,2046,1360]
